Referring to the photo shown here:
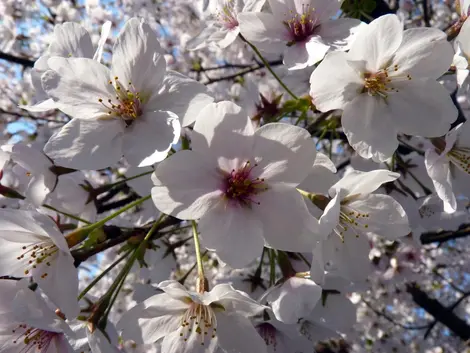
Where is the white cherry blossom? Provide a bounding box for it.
[188,0,266,50]
[1,143,57,207]
[0,209,79,318]
[309,14,457,162]
[302,169,410,283]
[151,101,319,268]
[0,279,76,353]
[117,280,267,353]
[41,18,212,169]
[425,122,470,213]
[23,21,111,112]
[238,0,364,70]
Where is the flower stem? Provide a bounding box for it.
[43,204,92,224]
[68,195,152,247]
[239,34,299,100]
[78,249,132,301]
[90,195,151,230]
[95,170,154,194]
[98,214,165,321]
[191,220,206,292]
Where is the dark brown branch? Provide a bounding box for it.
[204,60,283,85]
[72,217,181,265]
[420,224,470,244]
[0,51,35,67]
[406,284,470,340]
[362,299,431,330]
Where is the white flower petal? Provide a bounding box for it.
[254,185,319,251]
[393,28,453,79]
[49,22,94,58]
[252,123,316,185]
[388,79,457,137]
[147,71,213,127]
[457,18,470,57]
[309,51,363,112]
[348,14,402,72]
[42,57,112,119]
[323,230,372,282]
[111,18,165,94]
[44,118,124,170]
[316,18,365,51]
[238,12,288,54]
[309,293,356,333]
[33,251,80,319]
[283,41,319,70]
[117,293,185,344]
[198,204,265,268]
[342,94,399,162]
[268,277,322,324]
[151,150,222,219]
[425,149,457,213]
[93,21,112,63]
[216,313,267,353]
[318,192,341,235]
[330,169,400,196]
[192,101,255,163]
[347,194,411,240]
[122,111,180,167]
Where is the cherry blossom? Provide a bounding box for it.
[41,18,212,169]
[187,0,266,50]
[425,122,470,213]
[118,280,267,353]
[0,209,79,318]
[309,14,457,162]
[238,0,364,70]
[151,101,319,267]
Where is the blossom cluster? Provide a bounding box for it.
[1,0,470,352]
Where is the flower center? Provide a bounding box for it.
[334,206,370,242]
[448,147,470,174]
[223,161,268,207]
[284,3,318,45]
[98,76,144,125]
[11,324,59,352]
[179,302,219,346]
[16,241,57,277]
[216,0,239,30]
[363,65,412,99]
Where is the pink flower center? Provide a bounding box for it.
[284,3,318,45]
[216,1,239,30]
[11,324,60,353]
[99,76,144,125]
[223,161,268,207]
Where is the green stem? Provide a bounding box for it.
[43,204,92,224]
[191,221,205,279]
[178,250,208,285]
[97,170,153,193]
[78,249,132,301]
[66,195,152,248]
[100,215,164,321]
[268,249,277,286]
[88,195,151,231]
[239,34,299,100]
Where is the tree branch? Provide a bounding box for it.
[0,51,35,67]
[406,283,470,340]
[420,224,470,244]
